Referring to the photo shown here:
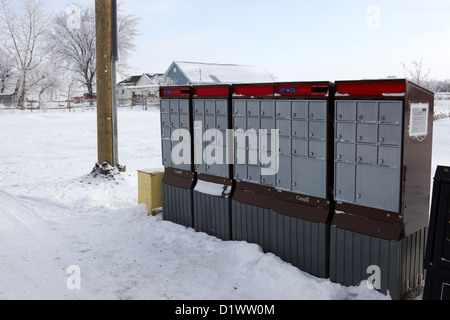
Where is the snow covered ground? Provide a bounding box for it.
[435,95,450,119]
[0,106,449,300]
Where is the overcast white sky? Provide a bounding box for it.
[15,0,450,81]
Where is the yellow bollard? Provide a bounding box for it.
[138,168,164,215]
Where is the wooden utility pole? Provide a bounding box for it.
[95,0,118,167]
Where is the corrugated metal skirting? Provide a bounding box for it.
[329,226,427,300]
[162,183,194,228]
[231,201,330,278]
[193,191,231,241]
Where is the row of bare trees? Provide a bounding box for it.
[401,59,450,93]
[0,0,139,108]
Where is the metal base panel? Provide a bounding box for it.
[162,182,194,228]
[231,200,330,278]
[329,226,427,300]
[193,191,232,241]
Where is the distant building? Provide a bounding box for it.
[0,92,17,107]
[116,73,164,105]
[163,61,275,86]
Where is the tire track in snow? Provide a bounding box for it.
[0,190,86,299]
[0,190,52,232]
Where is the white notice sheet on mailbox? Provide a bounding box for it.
[409,103,429,137]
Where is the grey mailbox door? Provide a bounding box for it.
[195,98,230,179]
[161,98,192,171]
[334,100,404,213]
[232,99,329,200]
[355,165,401,212]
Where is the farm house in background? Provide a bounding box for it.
[116,73,164,106]
[163,61,275,86]
[114,61,275,107]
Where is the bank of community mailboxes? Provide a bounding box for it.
[330,79,434,299]
[160,86,195,228]
[192,85,234,240]
[231,82,334,278]
[159,79,434,300]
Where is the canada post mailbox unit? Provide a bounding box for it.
[160,86,196,228]
[423,166,450,300]
[330,79,434,299]
[231,82,335,278]
[192,85,234,240]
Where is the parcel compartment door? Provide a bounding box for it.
[335,162,356,204]
[355,165,401,213]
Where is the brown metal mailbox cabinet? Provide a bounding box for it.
[192,85,234,240]
[231,82,335,278]
[330,79,434,299]
[160,86,196,228]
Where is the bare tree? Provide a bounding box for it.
[116,4,140,77]
[0,0,53,108]
[50,3,140,98]
[402,58,431,88]
[29,61,63,103]
[50,5,96,100]
[0,47,15,93]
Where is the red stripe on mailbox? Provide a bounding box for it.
[233,85,274,97]
[194,86,230,97]
[336,82,406,97]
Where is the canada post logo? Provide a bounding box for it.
[279,87,297,94]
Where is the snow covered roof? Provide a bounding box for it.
[169,61,274,85]
[117,75,141,86]
[118,73,164,87]
[144,73,165,85]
